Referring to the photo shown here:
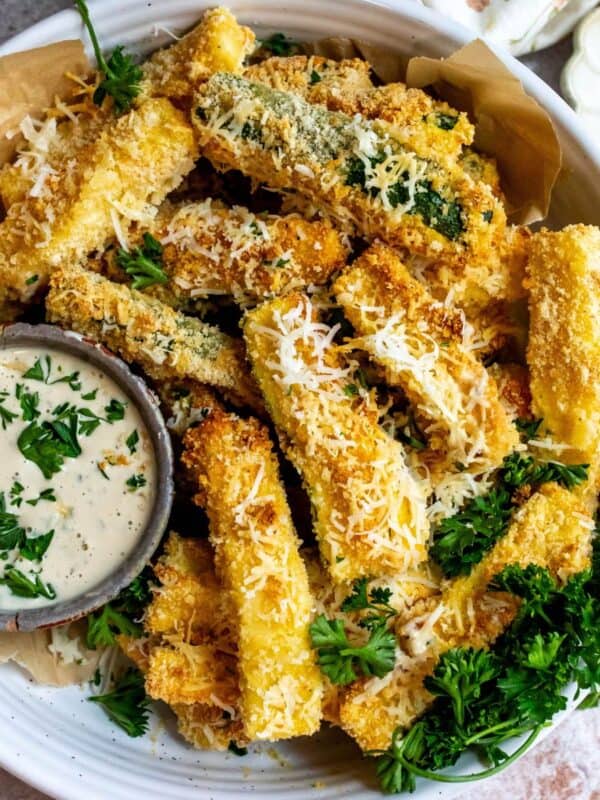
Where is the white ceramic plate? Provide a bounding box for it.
[1,1,600,799]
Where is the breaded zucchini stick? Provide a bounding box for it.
[243,292,429,582]
[245,56,474,166]
[526,225,600,468]
[139,7,255,103]
[194,74,505,265]
[339,482,593,751]
[145,534,232,640]
[0,98,196,311]
[45,264,260,409]
[133,532,246,749]
[182,411,323,740]
[128,198,348,305]
[333,244,518,476]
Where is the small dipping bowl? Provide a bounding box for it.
[0,323,174,632]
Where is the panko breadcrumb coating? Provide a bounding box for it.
[125,532,246,750]
[0,98,197,315]
[45,264,261,409]
[526,225,600,469]
[333,244,518,477]
[182,411,323,740]
[339,482,593,752]
[245,55,474,166]
[139,7,255,103]
[244,292,429,582]
[194,73,505,268]
[128,198,348,305]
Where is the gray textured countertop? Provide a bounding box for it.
[1,2,599,799]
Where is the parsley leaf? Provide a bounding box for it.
[15,384,40,421]
[431,488,513,577]
[18,412,81,479]
[0,493,25,550]
[85,568,152,649]
[88,668,150,737]
[126,474,146,492]
[116,233,168,290]
[20,530,55,562]
[105,398,127,422]
[26,488,57,506]
[23,355,51,383]
[9,481,24,508]
[309,614,396,684]
[0,566,56,599]
[125,429,139,454]
[500,452,588,491]
[228,741,248,756]
[515,417,542,441]
[74,0,142,114]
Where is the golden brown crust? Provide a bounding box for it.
[182,411,323,740]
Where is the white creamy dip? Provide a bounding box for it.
[0,346,156,610]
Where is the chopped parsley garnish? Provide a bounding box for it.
[259,32,299,57]
[482,209,494,223]
[20,530,55,562]
[125,429,139,454]
[86,568,153,649]
[74,0,142,114]
[0,493,25,550]
[116,233,168,290]
[18,410,81,479]
[81,388,98,401]
[104,398,127,422]
[501,452,588,491]
[126,474,146,492]
[88,668,150,737]
[23,355,81,391]
[431,488,513,578]
[310,578,397,685]
[0,566,56,599]
[0,391,17,430]
[9,481,24,508]
[309,69,322,85]
[372,561,600,792]
[432,112,459,130]
[23,356,51,383]
[25,274,39,286]
[26,488,57,506]
[15,384,40,421]
[515,417,543,441]
[343,383,359,398]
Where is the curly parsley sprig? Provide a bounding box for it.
[370,561,600,793]
[74,0,142,114]
[310,578,397,685]
[88,668,150,737]
[116,233,169,291]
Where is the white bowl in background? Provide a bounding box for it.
[0,2,599,799]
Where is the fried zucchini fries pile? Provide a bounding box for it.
[3,4,600,792]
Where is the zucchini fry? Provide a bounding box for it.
[526,225,600,468]
[243,292,429,582]
[142,532,245,747]
[129,198,348,305]
[339,482,593,751]
[140,7,255,103]
[45,264,261,409]
[245,56,474,166]
[0,98,196,311]
[333,244,518,476]
[182,411,323,740]
[194,74,505,265]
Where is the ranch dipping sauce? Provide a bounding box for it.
[0,346,156,610]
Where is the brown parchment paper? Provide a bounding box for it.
[0,621,103,686]
[0,40,90,165]
[305,37,561,224]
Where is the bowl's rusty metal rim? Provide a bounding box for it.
[0,322,174,633]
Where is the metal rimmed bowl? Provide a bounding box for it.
[0,322,174,633]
